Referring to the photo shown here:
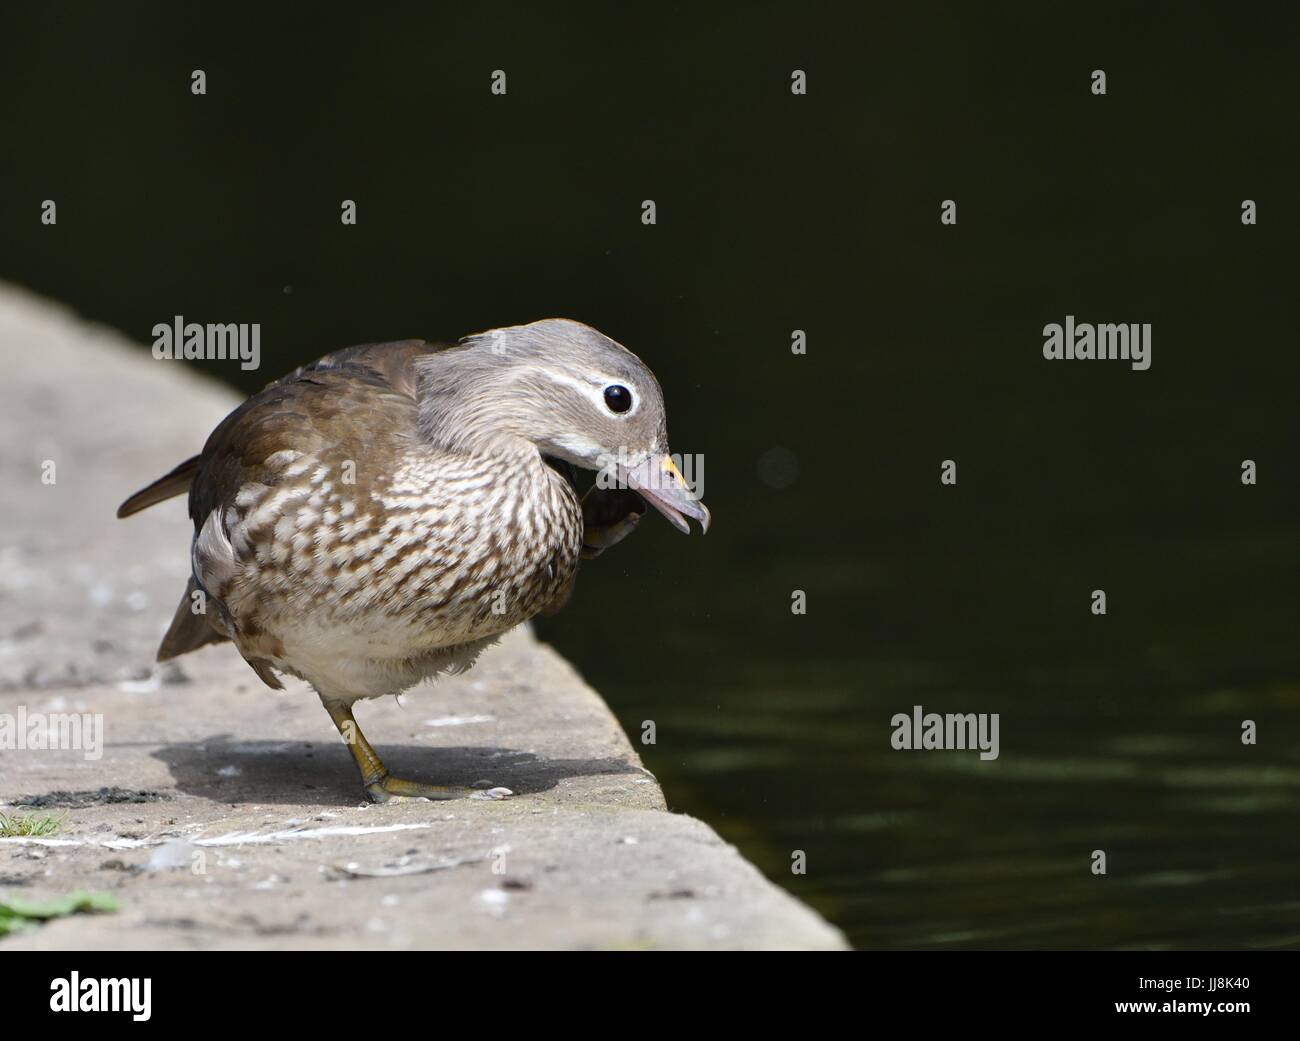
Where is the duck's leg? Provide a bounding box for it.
[322,700,511,803]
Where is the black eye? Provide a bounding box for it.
[604,385,633,414]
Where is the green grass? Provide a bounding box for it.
[0,891,119,936]
[0,811,67,838]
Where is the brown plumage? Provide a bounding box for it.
[119,319,709,802]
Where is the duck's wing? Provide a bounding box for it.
[119,340,449,675]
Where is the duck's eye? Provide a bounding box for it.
[604,385,633,414]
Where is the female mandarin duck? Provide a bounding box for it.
[118,319,709,802]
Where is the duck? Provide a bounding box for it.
[118,318,709,802]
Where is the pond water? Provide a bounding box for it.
[545,528,1300,948]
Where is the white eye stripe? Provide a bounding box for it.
[519,366,641,417]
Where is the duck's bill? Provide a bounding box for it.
[619,454,711,534]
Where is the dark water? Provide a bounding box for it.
[3,3,1298,948]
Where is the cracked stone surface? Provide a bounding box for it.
[0,283,848,950]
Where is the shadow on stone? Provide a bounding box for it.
[152,735,641,806]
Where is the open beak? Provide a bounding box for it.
[619,454,710,534]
